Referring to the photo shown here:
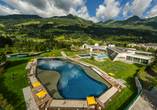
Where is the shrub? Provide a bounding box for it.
[90,56,94,60]
[9,105,14,110]
[5,104,11,110]
[0,94,3,101]
[2,99,8,108]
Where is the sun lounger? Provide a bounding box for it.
[36,89,42,93]
[40,94,46,99]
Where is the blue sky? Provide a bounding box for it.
[0,0,157,22]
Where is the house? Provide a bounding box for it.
[136,43,157,50]
[127,43,137,47]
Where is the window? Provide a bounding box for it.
[141,59,148,65]
[133,58,140,63]
[126,56,133,61]
[106,48,118,61]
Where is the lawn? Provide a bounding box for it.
[14,21,40,26]
[0,59,30,110]
[80,58,144,110]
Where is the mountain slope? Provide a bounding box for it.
[99,15,157,32]
[0,14,157,43]
[0,14,42,19]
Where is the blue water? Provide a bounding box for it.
[98,55,107,58]
[11,54,28,57]
[79,54,97,57]
[37,59,108,99]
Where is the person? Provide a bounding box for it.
[12,73,14,76]
[12,76,13,80]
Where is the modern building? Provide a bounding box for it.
[106,47,155,65]
[82,43,155,65]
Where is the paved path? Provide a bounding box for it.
[130,89,157,110]
[22,86,39,110]
[25,62,32,69]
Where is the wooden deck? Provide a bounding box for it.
[31,85,51,106]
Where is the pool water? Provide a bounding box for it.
[37,59,108,99]
[79,54,97,57]
[11,54,28,57]
[98,55,107,58]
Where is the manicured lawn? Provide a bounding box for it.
[0,59,30,110]
[81,58,144,110]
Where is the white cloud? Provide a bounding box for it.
[0,4,20,15]
[1,0,98,22]
[122,0,152,17]
[96,0,121,21]
[147,5,157,17]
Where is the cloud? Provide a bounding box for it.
[147,5,157,17]
[0,4,20,15]
[122,0,152,17]
[1,0,98,22]
[96,0,121,21]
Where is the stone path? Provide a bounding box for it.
[116,79,127,88]
[22,86,39,110]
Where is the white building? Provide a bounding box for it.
[106,47,155,65]
[82,43,155,65]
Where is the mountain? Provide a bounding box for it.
[98,15,157,32]
[0,14,42,19]
[0,14,157,43]
[52,14,75,19]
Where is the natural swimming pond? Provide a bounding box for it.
[37,58,109,99]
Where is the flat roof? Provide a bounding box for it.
[126,54,154,60]
[107,47,127,53]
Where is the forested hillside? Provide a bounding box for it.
[99,15,157,39]
[0,14,157,43]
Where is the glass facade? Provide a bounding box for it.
[133,58,140,63]
[141,59,148,65]
[135,52,152,56]
[106,48,118,61]
[126,56,149,65]
[126,56,133,61]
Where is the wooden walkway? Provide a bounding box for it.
[31,85,52,106]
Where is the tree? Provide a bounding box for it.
[141,47,147,51]
[0,52,6,63]
[5,44,10,51]
[147,47,155,53]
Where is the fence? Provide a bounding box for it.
[124,90,142,110]
[124,76,143,110]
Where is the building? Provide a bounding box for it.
[106,47,155,65]
[136,43,157,50]
[82,43,155,65]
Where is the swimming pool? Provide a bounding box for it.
[11,54,28,57]
[98,55,108,58]
[79,54,97,57]
[37,59,109,99]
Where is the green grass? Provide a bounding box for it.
[14,21,40,26]
[0,59,30,110]
[48,22,54,24]
[78,18,83,23]
[81,58,144,110]
[0,24,4,27]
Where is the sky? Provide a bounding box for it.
[0,0,157,22]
